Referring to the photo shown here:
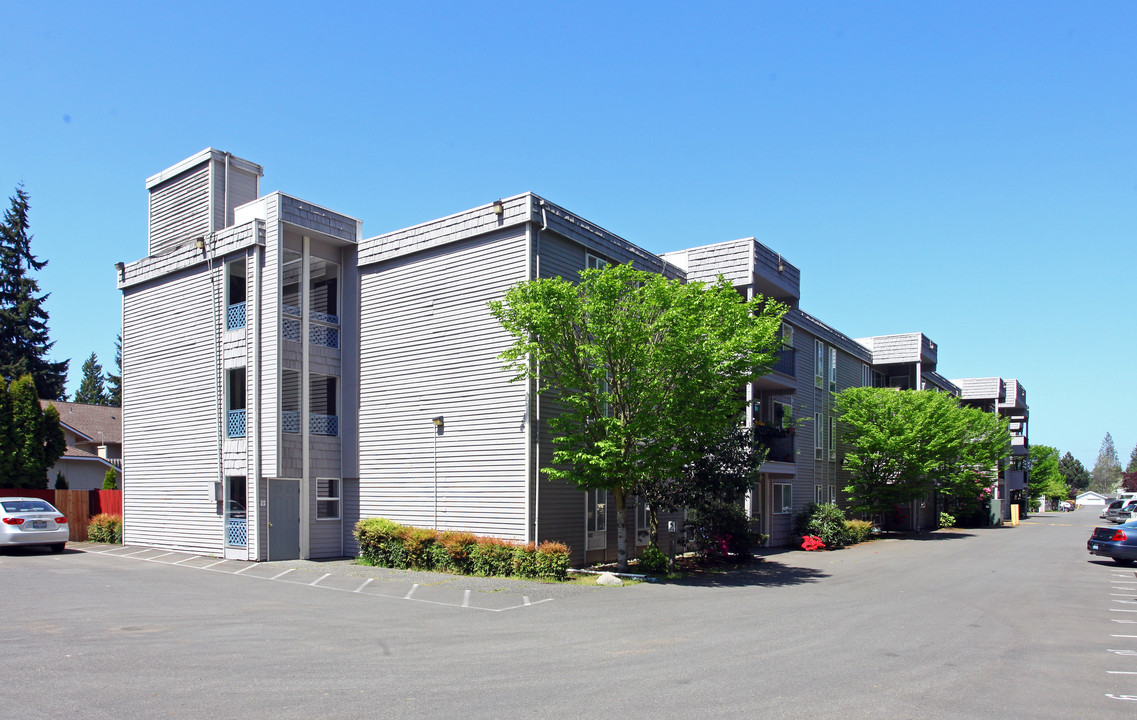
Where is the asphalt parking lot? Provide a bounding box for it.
[2,510,1135,719]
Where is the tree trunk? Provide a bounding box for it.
[614,488,628,572]
[648,507,659,547]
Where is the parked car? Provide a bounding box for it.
[1089,519,1137,565]
[0,497,68,553]
[1105,500,1137,524]
[1101,499,1125,519]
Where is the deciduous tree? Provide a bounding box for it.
[835,387,1009,518]
[490,263,786,571]
[1028,445,1068,508]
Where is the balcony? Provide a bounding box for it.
[1009,435,1028,456]
[756,426,796,474]
[281,411,339,437]
[753,346,797,392]
[281,305,339,349]
[226,409,246,438]
[226,302,246,331]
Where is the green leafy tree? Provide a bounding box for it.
[102,469,118,490]
[1058,452,1091,494]
[0,376,14,481]
[74,352,109,405]
[490,263,786,571]
[0,187,68,400]
[105,334,122,407]
[1091,432,1123,494]
[1028,445,1068,508]
[835,388,1009,517]
[7,375,65,488]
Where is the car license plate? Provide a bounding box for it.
[32,520,47,529]
[1092,544,1099,550]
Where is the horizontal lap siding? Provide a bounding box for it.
[149,163,211,256]
[123,264,224,554]
[358,231,529,539]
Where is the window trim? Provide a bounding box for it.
[773,483,793,515]
[585,252,607,270]
[815,340,824,388]
[828,347,837,392]
[316,477,340,520]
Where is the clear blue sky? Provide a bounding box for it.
[3,1,1134,471]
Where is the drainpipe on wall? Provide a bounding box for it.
[251,243,262,560]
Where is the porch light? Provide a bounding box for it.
[491,199,504,215]
[195,237,206,251]
[432,416,444,428]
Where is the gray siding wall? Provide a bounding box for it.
[357,230,530,538]
[122,263,225,554]
[214,165,260,231]
[148,162,211,256]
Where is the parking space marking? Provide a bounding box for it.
[1113,635,1137,638]
[82,546,553,612]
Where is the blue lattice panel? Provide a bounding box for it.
[226,302,246,331]
[226,409,246,438]
[310,414,339,437]
[282,318,301,342]
[281,411,301,434]
[227,517,247,547]
[310,324,339,349]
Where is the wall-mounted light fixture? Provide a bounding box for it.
[491,199,504,216]
[195,237,206,251]
[777,253,784,273]
[114,261,125,280]
[432,416,444,428]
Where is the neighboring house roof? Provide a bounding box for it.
[1077,491,1109,501]
[39,400,122,446]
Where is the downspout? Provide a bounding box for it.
[206,236,223,493]
[251,243,262,560]
[300,237,311,559]
[524,203,535,543]
[223,153,230,228]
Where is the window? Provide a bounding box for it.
[635,500,650,546]
[829,416,837,461]
[282,369,301,434]
[815,341,824,388]
[317,478,340,520]
[226,368,246,438]
[773,483,792,514]
[815,412,824,460]
[226,260,246,331]
[815,484,837,505]
[310,374,338,436]
[781,322,794,348]
[586,489,607,550]
[585,253,607,270]
[282,249,302,315]
[225,476,247,547]
[309,257,339,323]
[862,363,871,388]
[828,347,837,392]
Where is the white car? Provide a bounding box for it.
[0,497,68,553]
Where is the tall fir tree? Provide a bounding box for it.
[105,334,122,406]
[74,351,108,405]
[1090,432,1123,494]
[1058,452,1091,493]
[0,376,14,482]
[0,186,68,400]
[1127,443,1137,475]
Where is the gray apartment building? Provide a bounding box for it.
[117,148,1028,564]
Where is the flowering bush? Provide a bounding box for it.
[801,535,826,551]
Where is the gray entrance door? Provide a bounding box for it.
[268,479,300,561]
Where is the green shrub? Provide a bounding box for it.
[102,470,118,490]
[400,526,440,570]
[511,543,539,579]
[354,517,404,566]
[535,541,570,580]
[793,503,850,549]
[844,519,874,545]
[938,511,956,529]
[472,537,517,577]
[87,513,122,544]
[437,530,478,574]
[686,499,753,560]
[637,543,669,573]
[54,472,68,490]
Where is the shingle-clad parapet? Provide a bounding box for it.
[953,376,1005,402]
[664,237,800,303]
[923,370,961,395]
[856,332,938,367]
[787,308,872,362]
[280,195,360,243]
[1002,379,1027,411]
[117,220,265,289]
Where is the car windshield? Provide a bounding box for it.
[1,500,56,513]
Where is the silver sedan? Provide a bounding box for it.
[0,497,68,553]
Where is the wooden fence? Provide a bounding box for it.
[0,488,123,542]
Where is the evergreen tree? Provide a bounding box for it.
[0,186,68,399]
[105,334,122,406]
[74,351,108,405]
[8,374,64,488]
[1058,452,1091,494]
[1090,432,1123,494]
[1127,443,1137,475]
[0,377,14,482]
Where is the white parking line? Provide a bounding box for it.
[404,583,419,599]
[1111,609,1137,613]
[1112,635,1137,638]
[1107,671,1137,675]
[310,573,331,586]
[270,569,294,580]
[233,564,256,574]
[202,559,229,569]
[354,578,373,593]
[462,590,470,608]
[147,553,174,561]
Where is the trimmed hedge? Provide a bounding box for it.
[354,518,570,581]
[88,513,122,544]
